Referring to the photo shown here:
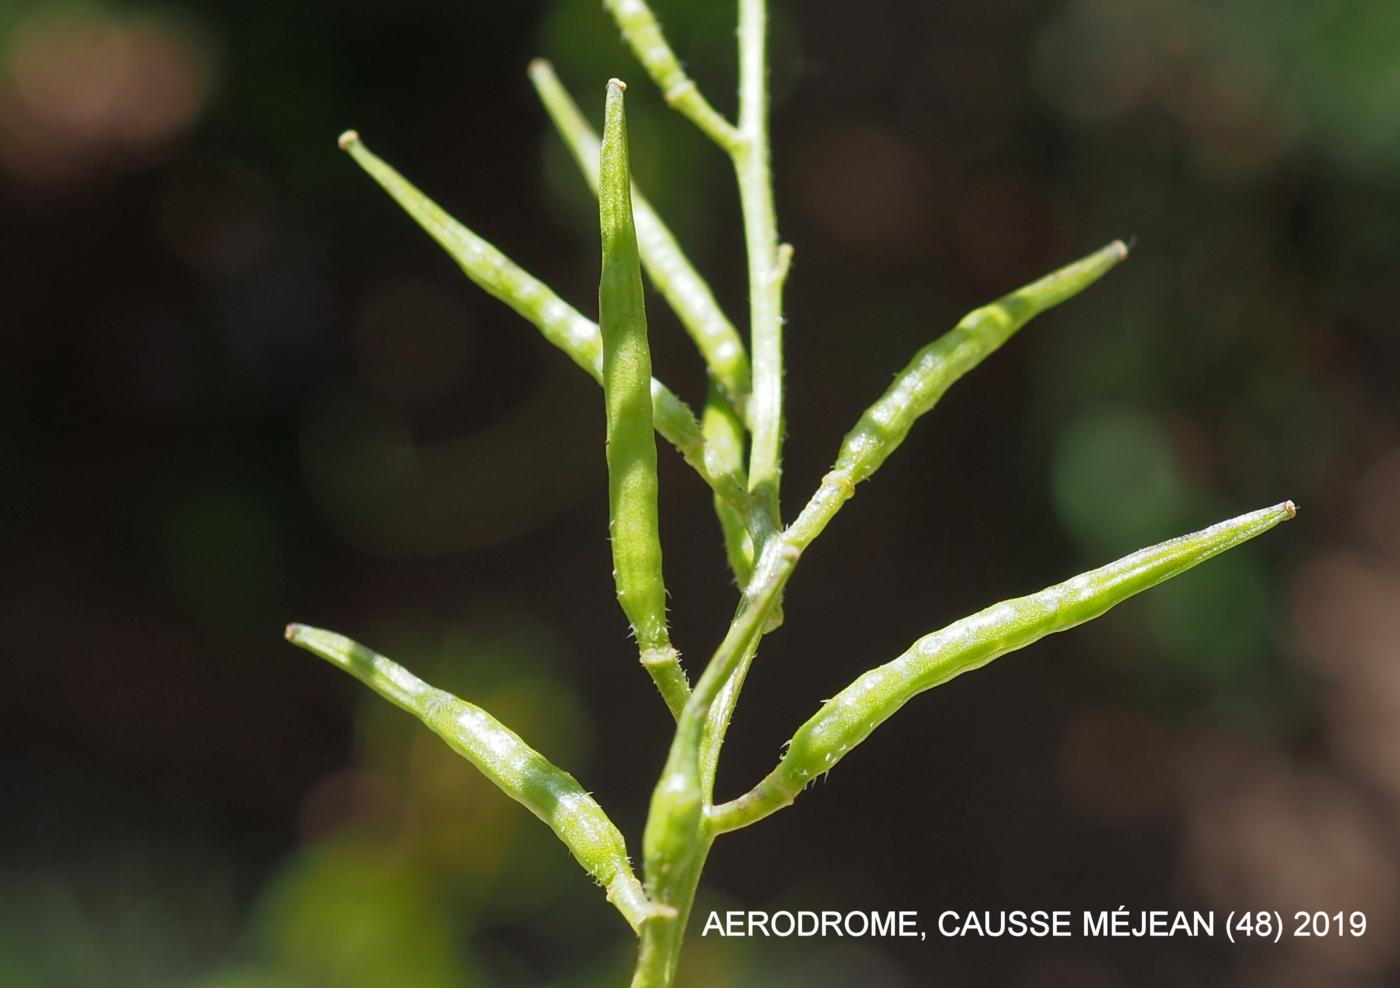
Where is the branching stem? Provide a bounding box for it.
[309,9,1299,988]
[602,0,744,152]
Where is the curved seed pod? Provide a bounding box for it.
[710,501,1297,832]
[285,624,657,932]
[339,130,601,378]
[600,80,689,718]
[529,60,752,421]
[786,242,1130,552]
[601,0,741,151]
[337,131,755,524]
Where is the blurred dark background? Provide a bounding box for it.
[3,0,1398,985]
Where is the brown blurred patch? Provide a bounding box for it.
[1177,734,1398,973]
[298,767,405,844]
[1015,950,1122,988]
[156,162,273,277]
[1233,954,1377,988]
[354,278,478,406]
[1292,549,1400,803]
[1034,0,1297,180]
[1356,449,1400,564]
[954,169,1071,283]
[1056,702,1175,827]
[789,122,933,258]
[0,6,214,185]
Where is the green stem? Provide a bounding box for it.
[691,0,792,778]
[735,0,785,523]
[602,0,743,152]
[630,835,711,988]
[700,628,762,797]
[636,534,797,984]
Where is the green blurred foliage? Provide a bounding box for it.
[1051,408,1188,554]
[0,844,241,987]
[256,842,481,988]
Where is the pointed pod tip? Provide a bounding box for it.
[1283,499,1298,519]
[284,622,305,642]
[1110,238,1130,260]
[337,129,360,151]
[528,58,552,77]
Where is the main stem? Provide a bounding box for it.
[704,0,785,797]
[736,0,783,520]
[631,470,841,984]
[634,3,783,984]
[632,545,799,986]
[631,834,712,987]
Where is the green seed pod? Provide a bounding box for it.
[529,60,751,421]
[337,130,758,535]
[786,242,1130,552]
[285,624,657,932]
[711,501,1296,832]
[600,80,689,717]
[836,241,1129,485]
[339,130,603,381]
